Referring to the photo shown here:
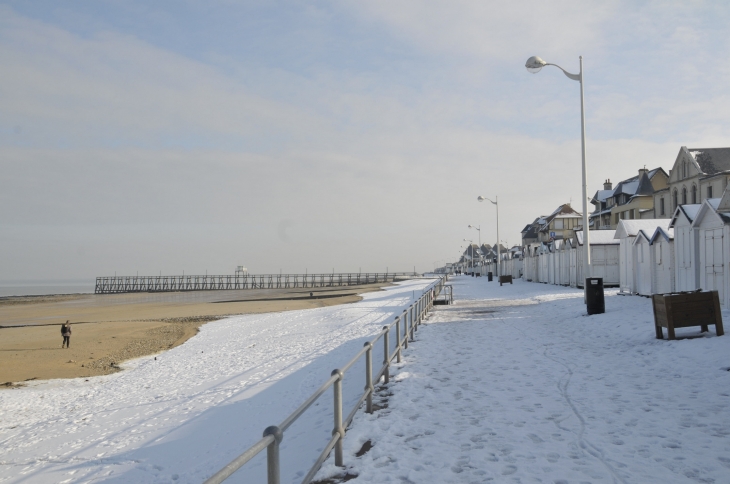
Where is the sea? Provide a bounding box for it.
[0,279,96,298]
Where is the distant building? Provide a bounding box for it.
[537,204,583,243]
[589,167,669,230]
[654,146,730,218]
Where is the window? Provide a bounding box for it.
[691,185,697,204]
[682,161,686,178]
[708,185,713,198]
[660,197,665,216]
[682,187,687,205]
[673,189,678,210]
[554,219,564,229]
[656,243,662,265]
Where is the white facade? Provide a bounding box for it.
[692,198,730,306]
[633,231,653,296]
[650,227,675,295]
[670,204,702,291]
[615,220,671,294]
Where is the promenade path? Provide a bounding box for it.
[317,276,730,483]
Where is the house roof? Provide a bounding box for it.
[614,219,671,239]
[632,172,654,198]
[688,148,730,175]
[574,229,620,245]
[590,188,614,205]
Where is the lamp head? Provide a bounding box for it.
[477,196,485,202]
[525,56,546,74]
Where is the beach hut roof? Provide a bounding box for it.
[632,229,652,246]
[649,226,674,244]
[614,220,671,239]
[669,203,702,227]
[574,229,620,246]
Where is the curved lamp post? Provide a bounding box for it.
[525,56,591,284]
[463,239,474,273]
[468,224,482,269]
[477,196,500,279]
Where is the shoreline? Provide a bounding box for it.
[1,284,388,386]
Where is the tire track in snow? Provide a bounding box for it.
[541,345,628,484]
[491,300,628,484]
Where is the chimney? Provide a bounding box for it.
[603,179,612,190]
[638,166,648,177]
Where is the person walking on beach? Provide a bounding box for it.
[61,321,72,348]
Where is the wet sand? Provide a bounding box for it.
[0,285,386,385]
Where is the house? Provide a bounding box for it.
[521,219,541,246]
[614,220,671,294]
[654,146,730,218]
[589,167,669,230]
[537,204,583,243]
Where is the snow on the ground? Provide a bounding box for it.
[0,279,437,484]
[317,276,730,484]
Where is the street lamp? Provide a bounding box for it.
[477,196,500,279]
[463,239,473,273]
[525,55,591,282]
[468,224,482,270]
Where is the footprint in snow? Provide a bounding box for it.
[527,433,544,443]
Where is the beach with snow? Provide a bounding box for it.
[2,276,730,483]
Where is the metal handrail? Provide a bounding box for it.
[204,275,448,484]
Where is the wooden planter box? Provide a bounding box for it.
[499,275,513,286]
[652,291,724,340]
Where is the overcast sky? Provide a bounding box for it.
[2,1,729,280]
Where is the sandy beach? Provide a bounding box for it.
[0,284,386,385]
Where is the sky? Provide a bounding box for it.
[2,1,730,280]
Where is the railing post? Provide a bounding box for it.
[395,316,402,363]
[364,342,374,413]
[332,369,345,467]
[409,306,414,341]
[263,426,283,484]
[403,309,409,349]
[382,326,390,384]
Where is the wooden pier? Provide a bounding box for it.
[94,273,416,294]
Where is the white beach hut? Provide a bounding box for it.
[537,244,550,283]
[669,204,702,292]
[614,220,671,294]
[566,237,578,287]
[633,230,653,296]
[574,229,620,287]
[692,195,730,306]
[650,226,675,295]
[558,239,571,286]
